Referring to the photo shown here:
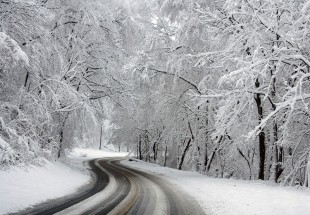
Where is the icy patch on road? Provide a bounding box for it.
[122,159,310,215]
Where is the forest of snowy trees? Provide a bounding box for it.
[1,0,310,186]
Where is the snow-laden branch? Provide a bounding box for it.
[247,94,310,140]
[148,67,202,94]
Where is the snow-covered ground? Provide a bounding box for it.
[123,159,310,215]
[2,148,309,215]
[0,148,128,215]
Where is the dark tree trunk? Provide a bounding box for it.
[177,138,192,170]
[268,67,284,182]
[203,105,209,171]
[206,135,223,172]
[24,70,29,88]
[164,145,168,167]
[138,135,143,160]
[206,147,217,172]
[153,142,157,162]
[58,130,63,158]
[136,143,139,159]
[143,131,149,162]
[58,113,69,158]
[255,78,266,180]
[238,148,252,180]
[203,144,208,170]
[273,123,284,182]
[272,17,284,182]
[99,125,103,150]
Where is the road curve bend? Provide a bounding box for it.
[12,158,206,215]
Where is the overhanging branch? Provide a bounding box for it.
[148,67,201,95]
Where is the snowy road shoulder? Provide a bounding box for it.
[0,160,89,214]
[0,148,128,215]
[122,159,310,215]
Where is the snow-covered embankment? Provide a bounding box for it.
[0,148,127,214]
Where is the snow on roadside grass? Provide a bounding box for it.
[122,159,310,215]
[0,148,128,214]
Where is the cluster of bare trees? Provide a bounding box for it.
[110,0,310,186]
[0,0,135,167]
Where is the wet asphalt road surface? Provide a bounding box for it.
[11,158,205,215]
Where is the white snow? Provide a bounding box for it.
[69,148,129,159]
[0,32,29,66]
[0,136,15,164]
[123,159,310,215]
[0,160,89,214]
[302,0,310,15]
[4,147,308,215]
[0,148,128,214]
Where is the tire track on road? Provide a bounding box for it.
[12,158,206,215]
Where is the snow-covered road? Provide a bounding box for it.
[13,158,204,215]
[56,158,204,215]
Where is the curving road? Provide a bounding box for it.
[12,158,205,215]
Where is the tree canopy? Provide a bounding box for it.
[1,0,310,186]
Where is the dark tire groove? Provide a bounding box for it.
[10,158,206,215]
[81,160,132,215]
[112,161,181,214]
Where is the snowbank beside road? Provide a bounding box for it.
[0,160,89,214]
[123,159,310,215]
[0,148,128,214]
